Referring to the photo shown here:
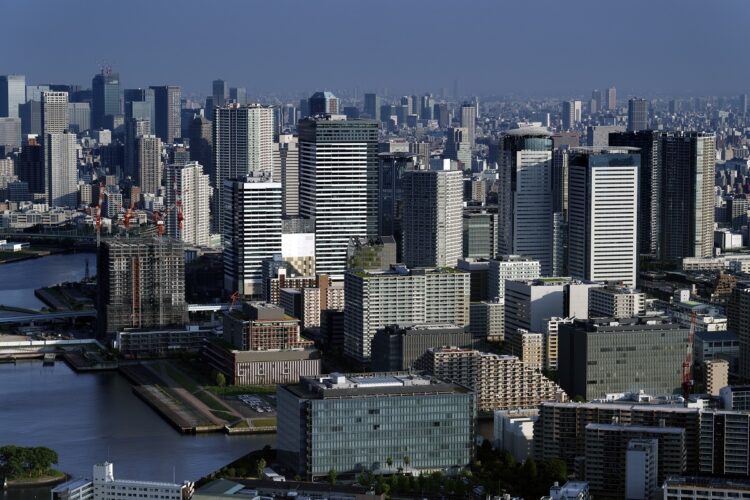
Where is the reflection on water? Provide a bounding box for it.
[0,361,274,500]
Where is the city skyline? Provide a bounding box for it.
[3,0,750,97]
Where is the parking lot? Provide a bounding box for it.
[223,393,277,419]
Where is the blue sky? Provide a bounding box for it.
[3,0,748,98]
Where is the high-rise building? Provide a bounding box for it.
[136,135,162,195]
[627,98,649,132]
[699,411,750,476]
[45,131,77,207]
[41,91,69,137]
[728,286,750,381]
[344,266,470,363]
[277,372,474,480]
[92,70,121,130]
[124,118,150,181]
[363,93,380,121]
[498,127,554,275]
[308,91,340,115]
[558,317,688,400]
[164,162,211,247]
[124,88,155,134]
[401,167,463,268]
[591,89,602,114]
[371,324,472,371]
[607,86,617,110]
[589,286,646,319]
[444,127,471,168]
[460,102,477,147]
[211,103,275,231]
[568,147,639,287]
[299,115,378,277]
[586,125,625,148]
[0,117,21,151]
[662,132,715,259]
[67,102,91,134]
[740,94,748,115]
[273,133,299,216]
[188,114,212,177]
[97,238,188,336]
[609,130,662,257]
[0,75,25,119]
[561,100,582,131]
[378,152,418,246]
[17,137,44,195]
[150,85,181,144]
[212,79,228,108]
[223,174,282,297]
[229,87,246,105]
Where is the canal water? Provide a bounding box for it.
[0,253,275,500]
[0,252,95,311]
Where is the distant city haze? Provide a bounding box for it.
[3,0,748,97]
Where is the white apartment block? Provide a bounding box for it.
[165,162,211,247]
[343,266,469,363]
[46,131,77,207]
[488,254,541,300]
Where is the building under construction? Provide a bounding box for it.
[97,238,188,338]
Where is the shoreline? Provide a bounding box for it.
[4,472,68,489]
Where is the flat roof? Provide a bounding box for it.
[284,372,471,399]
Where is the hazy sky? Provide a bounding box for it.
[3,0,749,99]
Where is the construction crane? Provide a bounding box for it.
[152,210,166,237]
[95,182,105,247]
[229,291,240,312]
[117,202,136,235]
[682,312,697,402]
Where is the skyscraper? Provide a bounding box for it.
[591,89,602,114]
[444,127,471,168]
[97,238,188,337]
[607,86,617,110]
[0,75,25,119]
[165,161,211,246]
[92,69,121,130]
[308,91,340,115]
[497,127,554,275]
[211,103,275,231]
[460,102,477,147]
[401,167,463,268]
[124,118,151,180]
[273,133,299,216]
[188,113,212,178]
[150,85,181,144]
[17,137,43,195]
[136,135,162,195]
[363,93,380,121]
[562,100,582,131]
[229,87,247,105]
[41,91,69,136]
[568,147,640,287]
[45,131,77,207]
[661,132,716,259]
[627,98,649,132]
[609,130,662,257]
[223,174,282,297]
[212,79,228,108]
[124,88,155,134]
[298,115,378,277]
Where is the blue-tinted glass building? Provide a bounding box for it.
[277,372,475,479]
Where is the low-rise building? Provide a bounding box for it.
[705,359,729,397]
[223,302,312,351]
[415,347,565,412]
[277,372,474,480]
[51,462,192,500]
[202,345,321,385]
[494,409,538,462]
[588,286,645,319]
[720,385,750,411]
[663,476,750,499]
[115,325,215,357]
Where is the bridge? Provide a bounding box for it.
[0,310,97,324]
[0,304,229,324]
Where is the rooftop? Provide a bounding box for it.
[504,126,551,137]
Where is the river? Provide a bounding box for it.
[0,252,95,311]
[0,253,275,500]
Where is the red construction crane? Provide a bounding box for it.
[229,291,240,312]
[682,312,697,402]
[153,210,165,237]
[95,181,105,247]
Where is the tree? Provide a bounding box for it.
[327,468,337,485]
[386,456,393,471]
[403,455,410,469]
[215,371,226,387]
[255,458,266,478]
[0,446,58,479]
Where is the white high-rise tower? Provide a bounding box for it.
[165,161,211,247]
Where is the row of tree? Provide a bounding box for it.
[0,446,59,480]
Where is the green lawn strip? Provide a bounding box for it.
[205,385,276,396]
[162,362,200,392]
[251,417,277,427]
